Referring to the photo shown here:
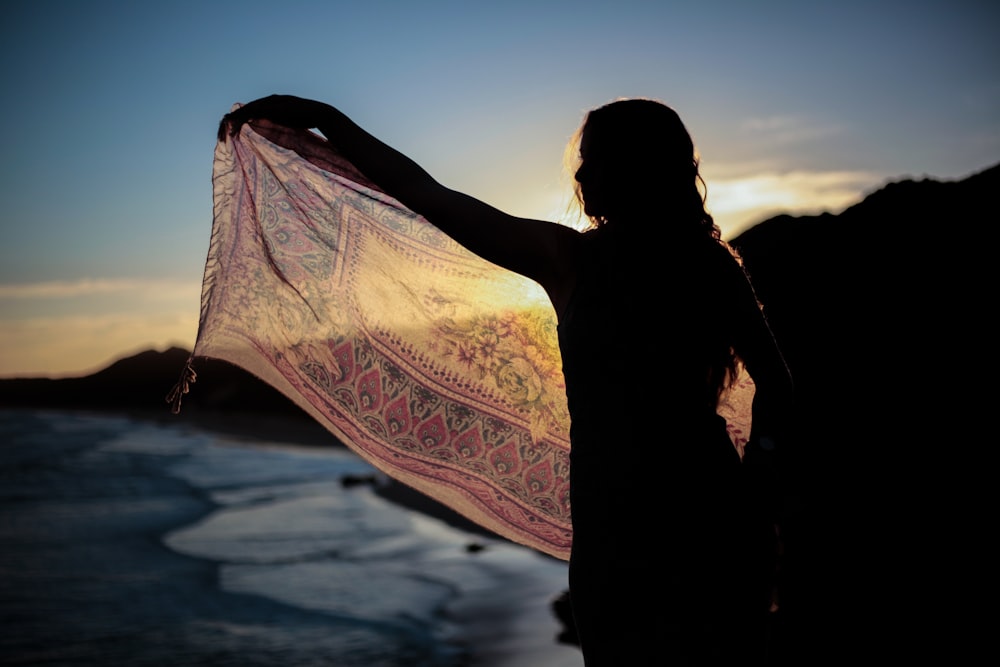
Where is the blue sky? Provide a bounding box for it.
[1,0,997,377]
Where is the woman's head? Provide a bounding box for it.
[569,98,718,238]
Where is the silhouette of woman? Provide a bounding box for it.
[222,95,793,665]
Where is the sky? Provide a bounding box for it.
[1,0,997,378]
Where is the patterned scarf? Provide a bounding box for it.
[171,116,754,559]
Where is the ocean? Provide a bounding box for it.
[0,410,581,666]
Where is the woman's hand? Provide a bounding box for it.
[218,94,333,141]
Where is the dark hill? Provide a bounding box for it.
[0,347,303,415]
[729,162,994,662]
[0,347,337,443]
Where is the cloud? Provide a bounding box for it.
[0,277,202,322]
[0,277,198,300]
[0,311,198,378]
[0,277,202,377]
[739,115,843,145]
[705,168,878,238]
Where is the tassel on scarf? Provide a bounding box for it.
[166,358,197,414]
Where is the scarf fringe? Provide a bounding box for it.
[166,358,197,414]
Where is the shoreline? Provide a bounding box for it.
[163,408,583,664]
[5,407,582,665]
[2,409,462,666]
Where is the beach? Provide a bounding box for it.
[0,409,582,666]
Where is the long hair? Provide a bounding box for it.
[566,98,746,399]
[566,98,721,242]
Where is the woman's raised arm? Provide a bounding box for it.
[220,95,576,293]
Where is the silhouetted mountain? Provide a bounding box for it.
[729,162,995,662]
[731,162,991,450]
[0,346,308,417]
